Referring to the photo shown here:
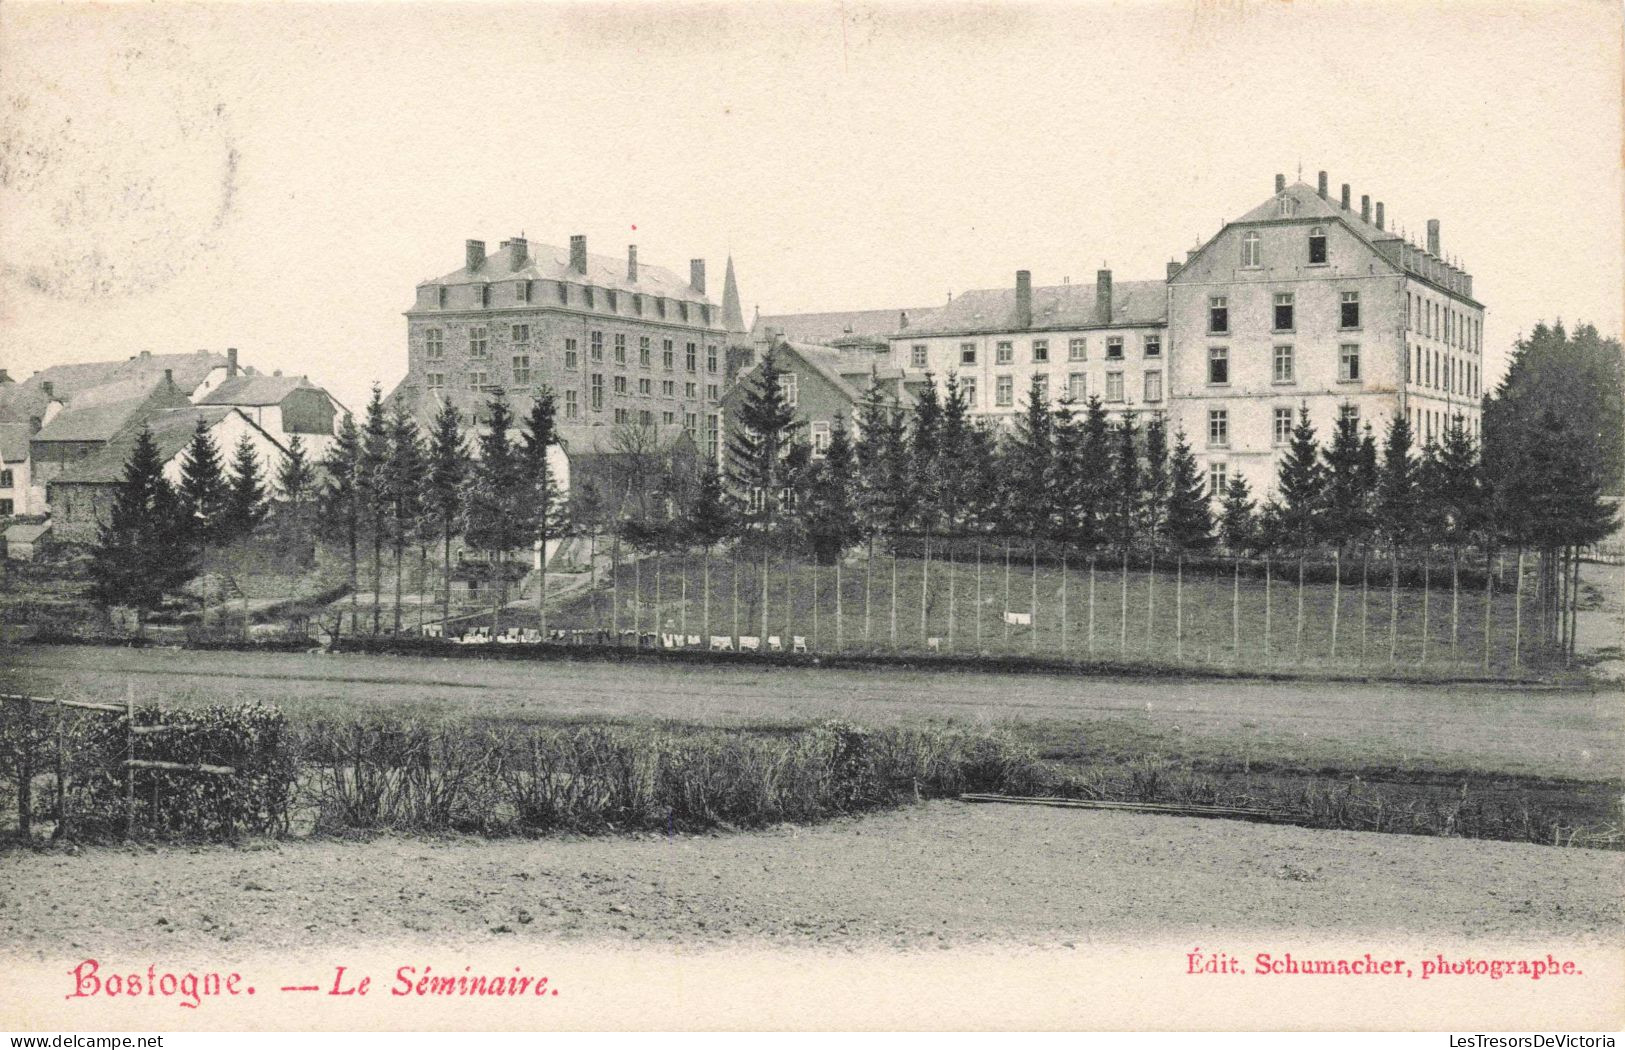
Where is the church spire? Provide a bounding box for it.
[720,255,747,334]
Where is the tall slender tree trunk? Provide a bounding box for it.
[441,525,452,636]
[393,542,403,635]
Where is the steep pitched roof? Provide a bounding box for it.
[51,406,243,484]
[752,307,939,346]
[25,351,227,399]
[31,375,177,443]
[197,374,314,407]
[1233,180,1395,244]
[720,256,747,334]
[0,422,30,463]
[901,280,1167,338]
[423,241,708,304]
[0,383,55,428]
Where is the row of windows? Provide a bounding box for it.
[972,370,1161,408]
[1407,345,1479,397]
[435,281,712,326]
[425,327,718,373]
[1411,406,1481,444]
[1206,403,1363,450]
[1408,292,1479,353]
[1208,291,1360,336]
[1238,225,1332,268]
[1207,344,1361,385]
[911,333,1161,369]
[424,371,715,404]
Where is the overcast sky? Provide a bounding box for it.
[2,0,1619,411]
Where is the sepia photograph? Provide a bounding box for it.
[1,0,1621,1037]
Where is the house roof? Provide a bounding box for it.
[30,375,176,443]
[422,241,709,305]
[1232,180,1396,244]
[0,383,55,428]
[0,423,31,463]
[901,280,1167,338]
[51,406,242,485]
[752,307,939,347]
[24,351,227,400]
[4,522,49,544]
[197,374,316,407]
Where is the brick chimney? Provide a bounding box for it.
[510,236,528,270]
[1095,269,1113,325]
[1015,271,1032,328]
[1340,183,1350,211]
[627,245,638,282]
[1360,195,1371,223]
[466,239,486,272]
[569,235,588,274]
[1426,219,1440,256]
[1376,202,1385,230]
[41,381,53,398]
[1275,173,1286,194]
[0,369,10,384]
[690,259,706,294]
[227,347,239,377]
[1166,260,1181,280]
[163,368,174,388]
[1317,170,1328,198]
[899,310,910,329]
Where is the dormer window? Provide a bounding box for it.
[584,287,595,309]
[437,286,448,308]
[1278,197,1298,217]
[515,281,530,303]
[558,282,569,304]
[679,302,689,322]
[479,284,491,308]
[633,293,643,315]
[1241,231,1261,267]
[1309,226,1328,264]
[607,290,618,312]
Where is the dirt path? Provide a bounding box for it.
[3,802,1618,959]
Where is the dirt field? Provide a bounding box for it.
[6,642,1619,781]
[2,801,1618,957]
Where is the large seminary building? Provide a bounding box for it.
[745,170,1486,499]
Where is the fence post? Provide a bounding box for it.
[1263,555,1272,665]
[54,697,67,841]
[1088,557,1096,660]
[1513,549,1524,668]
[634,556,642,643]
[654,554,662,639]
[1232,557,1241,664]
[703,549,711,643]
[1060,552,1068,655]
[124,680,135,840]
[1360,553,1369,666]
[1120,550,1129,659]
[732,547,740,644]
[947,548,956,652]
[17,697,32,841]
[975,541,984,655]
[1420,558,1431,665]
[1031,543,1039,655]
[811,559,819,651]
[1450,554,1460,664]
[1145,550,1157,652]
[1389,552,1399,668]
[761,549,769,646]
[1003,541,1012,650]
[835,556,843,651]
[920,536,930,646]
[1175,554,1184,663]
[890,548,898,651]
[1295,557,1305,665]
[681,556,689,641]
[864,542,873,648]
[611,540,620,641]
[1482,556,1493,672]
[1330,550,1341,663]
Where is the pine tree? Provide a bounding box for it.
[910,375,944,536]
[520,388,568,634]
[1275,404,1326,553]
[1141,414,1171,549]
[463,389,528,632]
[1002,374,1056,539]
[1076,396,1114,552]
[222,434,269,541]
[176,416,230,623]
[1377,411,1420,556]
[685,462,736,551]
[802,416,862,563]
[275,433,316,566]
[425,402,468,634]
[1321,409,1370,554]
[1162,428,1212,553]
[385,402,426,634]
[725,348,804,539]
[1428,413,1483,559]
[1108,410,1141,553]
[1218,475,1258,555]
[88,427,196,632]
[320,413,364,629]
[357,385,392,633]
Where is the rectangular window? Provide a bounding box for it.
[707,383,719,401]
[638,377,652,396]
[780,373,798,408]
[516,281,530,303]
[663,340,675,370]
[1273,407,1293,445]
[1339,404,1360,427]
[996,341,1013,365]
[957,342,976,366]
[960,377,976,406]
[1208,346,1229,385]
[1340,344,1361,382]
[1143,334,1161,358]
[479,285,491,308]
[684,411,698,438]
[511,324,530,344]
[662,410,676,426]
[1031,339,1049,364]
[558,282,569,304]
[426,372,444,390]
[468,370,489,390]
[0,498,12,516]
[639,337,652,368]
[425,328,444,360]
[1341,291,1361,329]
[438,286,449,308]
[591,374,604,411]
[1069,338,1086,361]
[662,380,676,397]
[911,344,928,368]
[707,345,718,373]
[615,407,628,424]
[614,375,627,394]
[639,409,653,427]
[707,415,720,461]
[1273,292,1294,332]
[1207,409,1229,447]
[1067,372,1086,401]
[590,331,603,362]
[1105,371,1124,403]
[1106,337,1124,361]
[1033,374,1050,402]
[1309,226,1327,264]
[685,381,697,399]
[685,342,697,371]
[1273,345,1294,383]
[1209,296,1228,334]
[995,375,1014,406]
[614,334,627,365]
[1241,230,1261,267]
[1208,463,1228,500]
[632,293,643,316]
[469,326,488,358]
[811,421,831,457]
[564,338,578,370]
[511,355,531,385]
[1143,370,1162,402]
[607,290,618,312]
[564,390,578,418]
